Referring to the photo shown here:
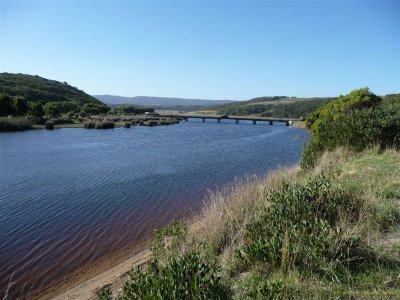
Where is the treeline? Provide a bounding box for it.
[110,105,155,115]
[0,93,109,118]
[0,73,109,118]
[0,73,104,105]
[301,88,400,168]
[208,96,334,119]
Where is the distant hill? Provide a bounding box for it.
[203,96,336,119]
[0,73,106,107]
[202,96,334,119]
[93,95,236,107]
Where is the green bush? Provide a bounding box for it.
[0,117,32,132]
[121,252,227,300]
[328,102,400,151]
[234,274,297,300]
[97,286,113,300]
[151,220,188,261]
[300,88,400,168]
[27,102,44,118]
[306,87,381,131]
[240,171,372,275]
[299,140,323,169]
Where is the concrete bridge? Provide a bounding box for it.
[162,114,297,126]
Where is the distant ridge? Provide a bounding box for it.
[93,95,236,107]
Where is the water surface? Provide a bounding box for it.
[0,120,309,298]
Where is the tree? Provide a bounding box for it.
[43,102,60,117]
[27,102,44,118]
[11,96,28,115]
[0,93,13,116]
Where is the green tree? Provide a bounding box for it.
[0,93,13,116]
[11,96,28,115]
[43,101,60,117]
[27,102,44,117]
[306,87,381,143]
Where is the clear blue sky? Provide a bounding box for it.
[1,0,399,100]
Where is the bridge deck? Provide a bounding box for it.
[162,114,297,123]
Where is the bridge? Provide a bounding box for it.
[161,114,297,126]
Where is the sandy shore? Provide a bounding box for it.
[47,219,201,300]
[50,249,151,300]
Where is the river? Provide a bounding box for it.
[0,119,309,298]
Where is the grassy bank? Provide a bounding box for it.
[97,147,400,299]
[93,89,400,299]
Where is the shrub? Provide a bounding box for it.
[121,252,227,299]
[328,102,400,151]
[27,102,44,118]
[240,171,372,276]
[123,122,131,128]
[0,117,32,132]
[301,88,399,168]
[299,140,323,169]
[306,87,381,131]
[45,120,55,130]
[95,120,114,129]
[97,286,113,300]
[151,220,188,261]
[84,121,95,129]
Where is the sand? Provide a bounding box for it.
[50,249,151,300]
[49,219,201,299]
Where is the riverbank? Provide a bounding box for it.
[48,220,203,300]
[49,147,400,299]
[0,115,183,132]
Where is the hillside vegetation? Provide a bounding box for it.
[98,88,400,299]
[0,73,109,118]
[201,96,334,119]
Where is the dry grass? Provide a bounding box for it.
[190,169,298,273]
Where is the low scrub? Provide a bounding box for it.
[95,120,114,129]
[122,252,227,299]
[0,117,32,132]
[240,171,373,277]
[45,120,54,130]
[84,120,115,129]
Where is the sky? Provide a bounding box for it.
[0,0,399,100]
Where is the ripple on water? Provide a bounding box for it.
[0,122,309,298]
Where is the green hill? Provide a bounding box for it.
[0,73,109,117]
[204,96,335,119]
[0,73,104,105]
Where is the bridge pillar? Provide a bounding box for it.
[252,120,256,125]
[269,120,273,125]
[202,118,205,123]
[217,118,221,123]
[235,119,239,124]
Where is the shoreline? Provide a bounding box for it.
[44,219,201,300]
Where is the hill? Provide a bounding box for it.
[0,73,105,106]
[0,73,109,117]
[203,96,335,119]
[93,95,236,108]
